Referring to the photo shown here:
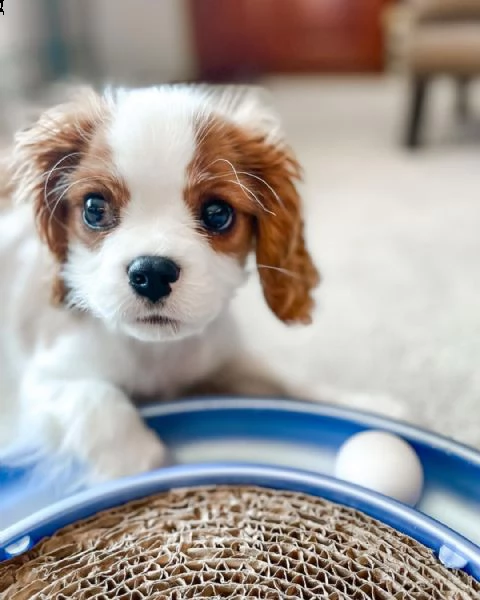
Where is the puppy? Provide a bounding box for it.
[0,85,323,482]
[0,85,410,483]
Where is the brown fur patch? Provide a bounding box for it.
[11,89,107,264]
[11,88,129,301]
[63,128,130,251]
[185,119,255,263]
[187,116,319,324]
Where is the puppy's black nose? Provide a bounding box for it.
[128,256,180,303]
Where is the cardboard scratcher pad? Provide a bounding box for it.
[1,486,479,599]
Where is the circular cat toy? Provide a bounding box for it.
[1,398,480,598]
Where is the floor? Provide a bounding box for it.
[232,76,480,448]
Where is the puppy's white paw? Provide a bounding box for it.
[89,426,169,483]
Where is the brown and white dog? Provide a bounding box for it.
[0,85,403,482]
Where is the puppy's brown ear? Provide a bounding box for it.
[215,86,319,323]
[246,137,319,324]
[11,87,106,263]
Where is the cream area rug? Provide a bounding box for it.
[233,76,480,448]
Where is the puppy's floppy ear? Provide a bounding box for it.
[220,87,319,324]
[248,137,319,324]
[10,87,107,263]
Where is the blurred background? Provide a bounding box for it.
[1,0,480,446]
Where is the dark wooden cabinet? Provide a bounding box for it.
[190,0,388,80]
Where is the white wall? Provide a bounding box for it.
[0,0,46,53]
[0,0,196,131]
[0,0,47,92]
[80,0,196,84]
[0,0,196,91]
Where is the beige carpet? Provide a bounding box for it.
[233,76,480,448]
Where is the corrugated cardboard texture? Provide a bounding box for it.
[1,486,479,599]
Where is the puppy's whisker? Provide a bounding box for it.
[198,172,274,215]
[41,152,120,195]
[225,179,275,215]
[52,175,105,198]
[43,152,83,206]
[46,176,106,231]
[256,264,302,279]
[42,164,81,180]
[208,158,240,180]
[236,171,284,207]
[195,119,217,147]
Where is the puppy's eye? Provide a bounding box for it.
[200,197,235,233]
[83,194,115,230]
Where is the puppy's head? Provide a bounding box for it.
[11,85,319,341]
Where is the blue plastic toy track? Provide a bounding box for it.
[1,397,480,581]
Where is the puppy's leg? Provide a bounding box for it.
[20,376,167,482]
[190,355,410,422]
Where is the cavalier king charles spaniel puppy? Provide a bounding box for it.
[0,85,322,481]
[0,85,404,483]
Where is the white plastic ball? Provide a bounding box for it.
[334,430,424,506]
